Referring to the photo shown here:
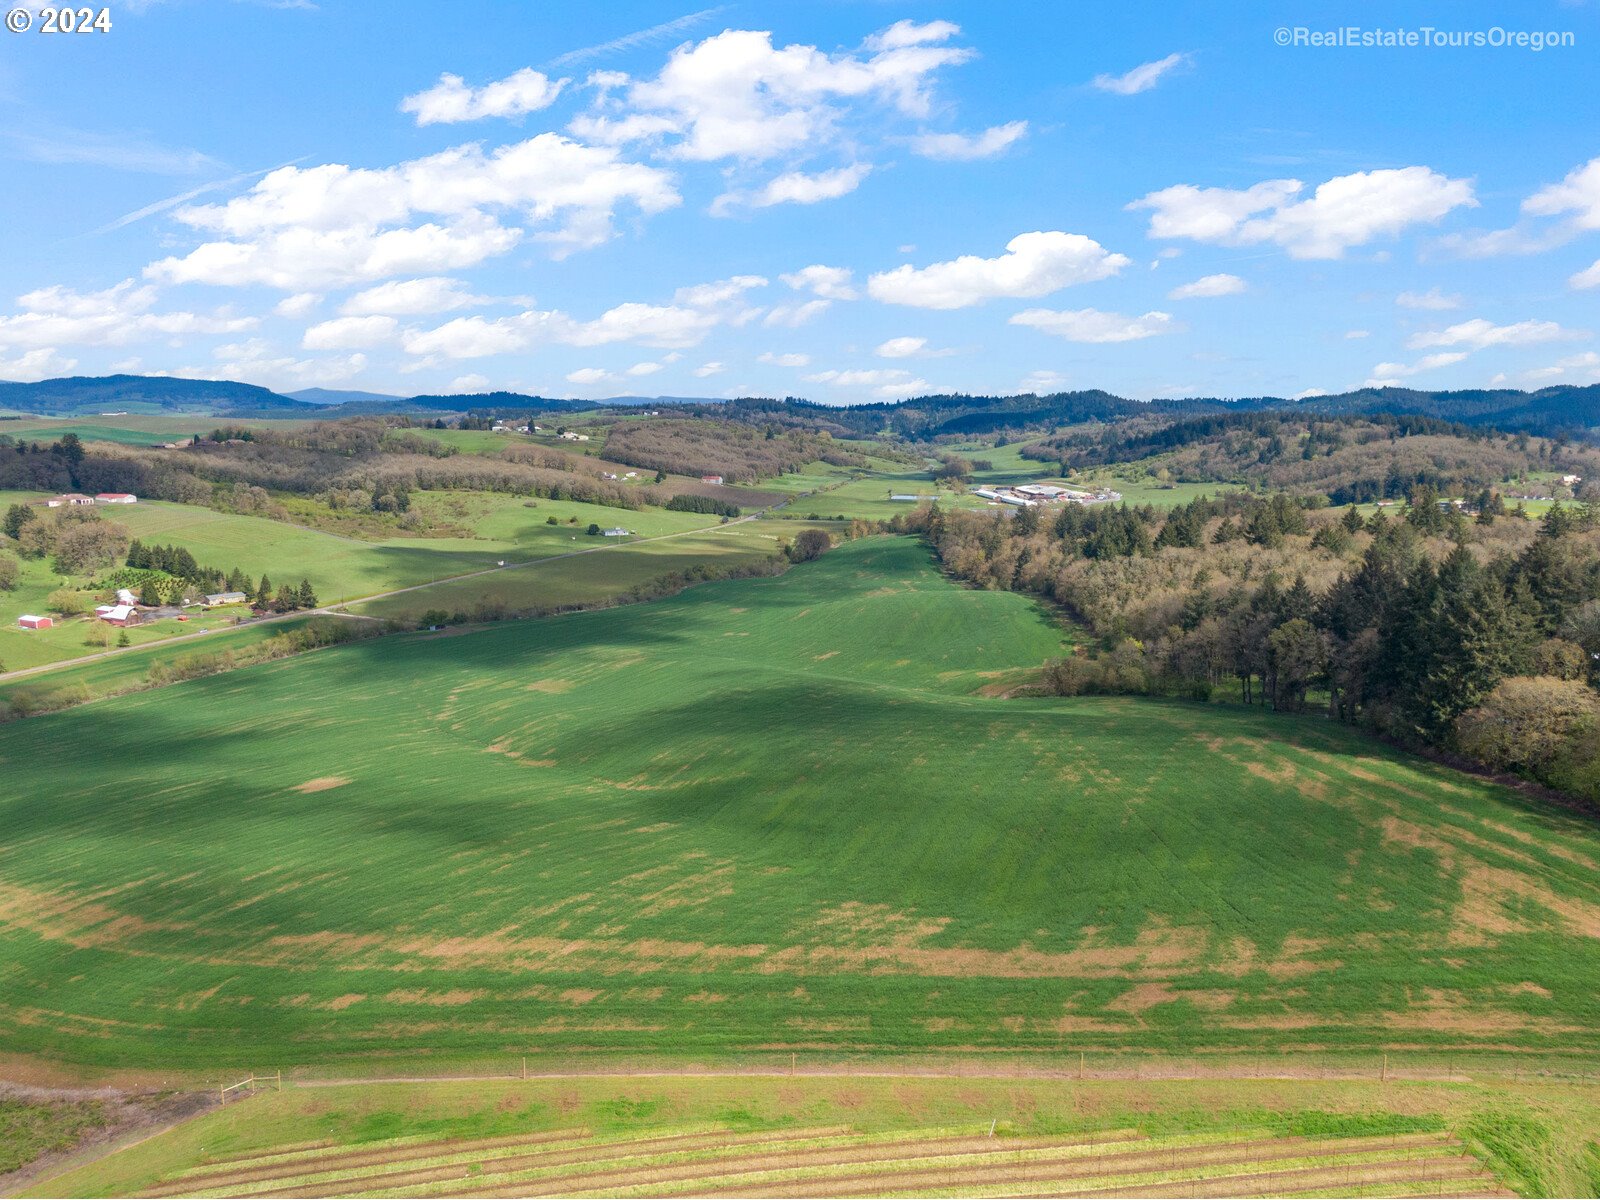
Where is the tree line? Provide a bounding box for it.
[899,490,1600,802]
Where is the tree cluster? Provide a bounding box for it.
[902,492,1600,802]
[601,419,862,483]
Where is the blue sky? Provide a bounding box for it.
[0,0,1597,403]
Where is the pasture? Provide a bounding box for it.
[30,1074,1600,1199]
[0,491,732,669]
[3,539,1600,1075]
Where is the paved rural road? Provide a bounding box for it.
[0,516,764,685]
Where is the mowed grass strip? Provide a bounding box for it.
[346,1128,1099,1200]
[650,1133,1456,1200]
[146,1128,592,1194]
[205,1125,859,1199]
[442,1132,1165,1199]
[1040,1155,1492,1198]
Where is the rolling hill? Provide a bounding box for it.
[2,537,1599,1070]
[8,374,1600,436]
[0,375,315,417]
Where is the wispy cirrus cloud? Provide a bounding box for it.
[548,6,730,68]
[1092,52,1189,95]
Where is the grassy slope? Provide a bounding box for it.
[3,539,1600,1072]
[27,1075,1600,1199]
[0,416,311,439]
[0,492,728,669]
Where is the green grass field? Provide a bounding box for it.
[4,537,1600,1075]
[0,416,311,441]
[348,518,795,622]
[0,491,730,669]
[28,1074,1600,1199]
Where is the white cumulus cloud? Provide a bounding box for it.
[341,277,490,316]
[401,69,567,126]
[301,315,399,350]
[1570,258,1600,290]
[779,265,857,300]
[1167,273,1246,300]
[911,121,1027,161]
[147,134,680,288]
[1129,167,1476,259]
[0,347,78,381]
[0,279,257,350]
[1396,287,1462,310]
[1407,318,1587,351]
[574,27,974,163]
[714,164,871,215]
[1010,307,1177,343]
[868,231,1129,309]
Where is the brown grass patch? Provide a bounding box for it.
[1107,982,1237,1014]
[293,776,349,793]
[382,989,482,1007]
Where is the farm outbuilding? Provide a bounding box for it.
[95,493,138,504]
[17,614,52,630]
[96,605,141,627]
[204,591,248,607]
[701,474,724,485]
[603,527,631,537]
[43,493,94,507]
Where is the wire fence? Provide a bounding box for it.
[239,1048,1600,1089]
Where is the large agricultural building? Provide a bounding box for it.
[973,482,1123,507]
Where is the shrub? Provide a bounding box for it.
[46,588,93,616]
[786,528,833,563]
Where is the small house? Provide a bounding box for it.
[115,588,138,606]
[701,474,724,485]
[95,493,137,504]
[97,604,141,627]
[17,614,52,630]
[1562,474,1583,487]
[43,493,93,507]
[204,591,248,607]
[603,527,631,537]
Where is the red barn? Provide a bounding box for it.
[700,474,725,485]
[17,614,52,630]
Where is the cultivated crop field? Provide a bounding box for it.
[3,539,1600,1072]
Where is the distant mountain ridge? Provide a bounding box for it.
[0,374,317,416]
[3,374,1600,439]
[286,387,407,406]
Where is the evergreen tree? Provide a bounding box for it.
[255,574,273,607]
[297,578,317,608]
[1341,505,1364,534]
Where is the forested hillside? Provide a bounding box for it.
[903,492,1600,801]
[1023,413,1600,502]
[601,418,867,481]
